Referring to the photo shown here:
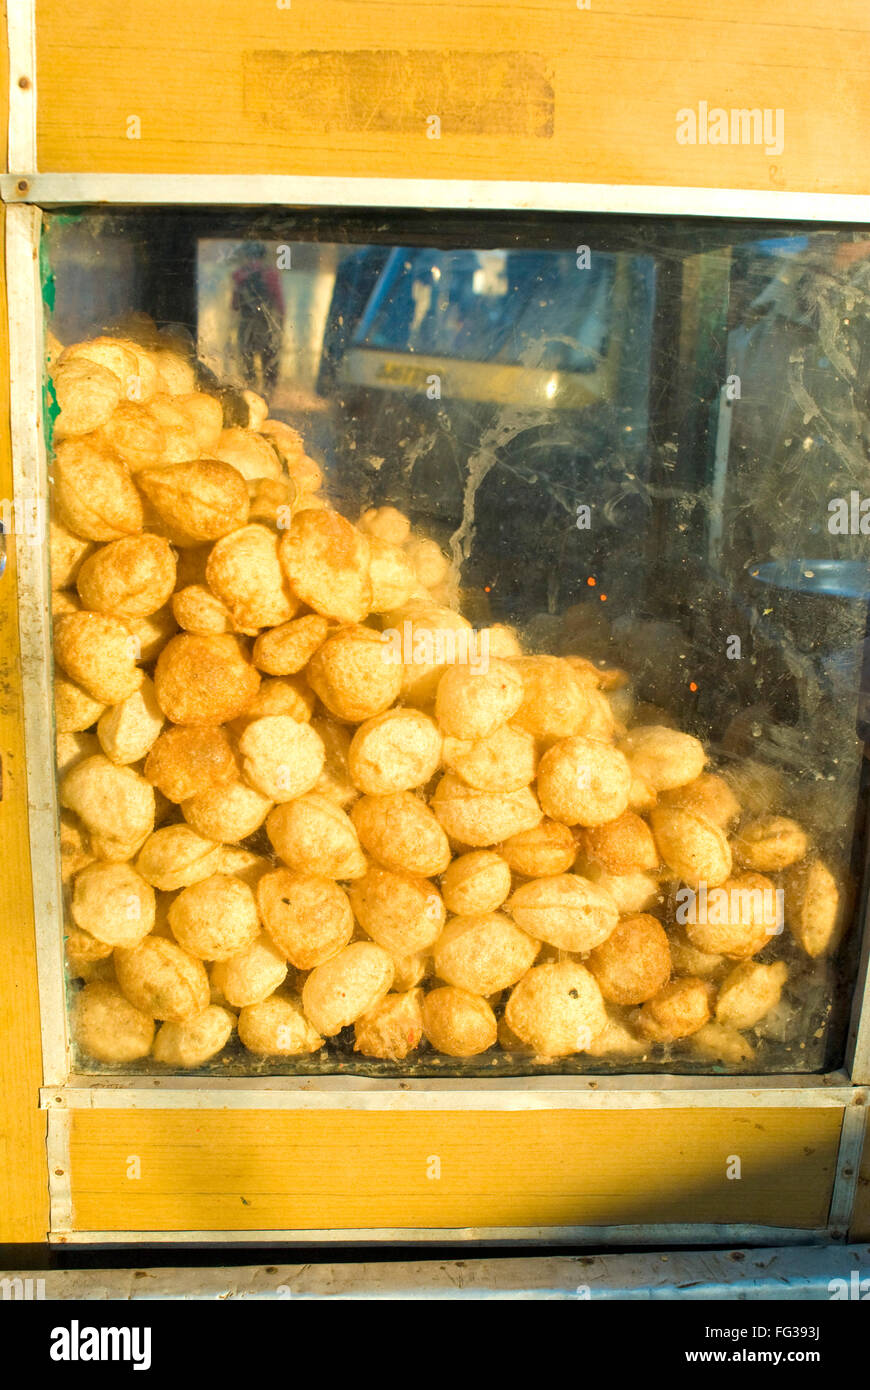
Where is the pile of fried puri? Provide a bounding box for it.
[50,329,845,1071]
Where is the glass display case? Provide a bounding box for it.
[34,206,870,1080]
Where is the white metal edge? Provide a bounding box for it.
[6,202,69,1087]
[828,1102,868,1239]
[9,1244,870,1297]
[5,0,37,174]
[45,1223,832,1249]
[3,175,870,223]
[41,1080,861,1110]
[46,1105,73,1235]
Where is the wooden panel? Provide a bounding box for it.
[0,198,49,1245]
[67,1107,841,1233]
[34,1,870,192]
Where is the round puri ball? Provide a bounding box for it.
[352,791,451,876]
[210,934,287,1008]
[507,873,618,952]
[253,614,331,675]
[359,505,411,545]
[97,677,164,765]
[97,400,166,470]
[154,350,196,397]
[688,1021,755,1066]
[302,941,394,1036]
[144,724,237,802]
[668,927,726,979]
[348,708,442,794]
[53,357,121,437]
[213,427,281,481]
[74,981,155,1062]
[55,672,106,733]
[206,523,299,631]
[682,872,777,958]
[422,986,497,1058]
[237,715,325,801]
[76,534,176,618]
[582,863,662,916]
[231,675,316,733]
[279,509,372,623]
[715,960,788,1030]
[257,870,354,969]
[61,755,155,847]
[581,810,658,875]
[620,725,706,792]
[784,858,843,958]
[435,659,524,740]
[510,655,590,741]
[441,851,511,916]
[536,736,631,827]
[154,633,260,725]
[54,611,143,705]
[50,520,95,589]
[348,864,445,955]
[498,819,577,877]
[307,624,402,723]
[168,874,261,960]
[182,777,273,842]
[238,993,323,1056]
[587,914,672,1005]
[658,772,741,829]
[649,805,732,888]
[136,459,250,545]
[153,1005,235,1066]
[384,602,474,706]
[137,395,198,463]
[176,392,223,451]
[66,922,113,967]
[72,861,155,948]
[430,774,542,847]
[135,825,224,891]
[733,815,808,872]
[115,935,210,1021]
[441,722,537,792]
[434,912,539,995]
[262,421,323,492]
[53,437,144,541]
[355,988,424,1060]
[60,810,95,884]
[266,794,366,879]
[366,535,416,613]
[171,585,232,635]
[505,961,606,1057]
[636,977,713,1042]
[62,336,157,399]
[406,536,448,588]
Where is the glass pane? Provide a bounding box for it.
[41,208,870,1077]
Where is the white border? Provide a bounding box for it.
[41,1078,861,1110]
[46,1224,833,1248]
[6,203,69,1086]
[5,1,36,174]
[3,174,870,222]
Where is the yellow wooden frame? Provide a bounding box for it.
[2,1,870,1247]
